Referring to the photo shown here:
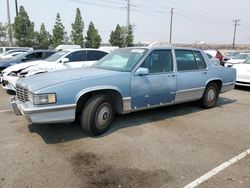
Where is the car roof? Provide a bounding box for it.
[62,48,110,53]
[122,46,203,52]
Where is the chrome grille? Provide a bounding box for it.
[16,86,28,102]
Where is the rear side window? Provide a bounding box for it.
[87,51,108,61]
[176,50,198,71]
[194,51,207,69]
[66,51,86,62]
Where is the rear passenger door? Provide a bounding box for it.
[131,50,176,109]
[174,50,208,103]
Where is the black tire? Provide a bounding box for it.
[199,83,219,108]
[80,95,114,136]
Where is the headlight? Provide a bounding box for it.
[30,93,57,105]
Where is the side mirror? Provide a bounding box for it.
[134,67,149,76]
[61,58,69,64]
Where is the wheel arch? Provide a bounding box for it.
[205,79,223,92]
[75,87,124,118]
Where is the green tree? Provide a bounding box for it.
[126,24,134,47]
[52,13,66,47]
[37,23,51,49]
[71,8,84,47]
[109,24,124,47]
[85,22,101,48]
[109,24,134,47]
[13,6,35,47]
[0,23,6,39]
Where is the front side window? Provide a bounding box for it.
[176,50,198,71]
[141,50,173,74]
[87,51,108,61]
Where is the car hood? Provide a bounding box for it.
[233,64,250,73]
[17,67,127,92]
[2,60,46,75]
[227,59,245,64]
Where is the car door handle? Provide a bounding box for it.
[167,74,175,77]
[201,71,208,74]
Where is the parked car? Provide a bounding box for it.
[232,57,250,87]
[0,47,33,54]
[223,51,240,62]
[0,51,26,60]
[204,50,224,65]
[0,49,32,59]
[224,53,250,67]
[0,50,56,72]
[11,46,236,136]
[0,49,108,92]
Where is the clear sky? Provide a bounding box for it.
[1,0,250,44]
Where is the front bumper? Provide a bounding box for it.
[11,97,77,124]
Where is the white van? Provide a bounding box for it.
[55,45,81,51]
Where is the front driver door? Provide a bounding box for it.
[131,50,176,109]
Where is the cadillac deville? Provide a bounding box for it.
[11,46,236,136]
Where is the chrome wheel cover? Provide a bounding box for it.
[95,103,111,129]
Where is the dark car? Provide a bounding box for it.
[0,50,56,72]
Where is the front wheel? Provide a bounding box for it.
[199,83,219,108]
[80,95,114,136]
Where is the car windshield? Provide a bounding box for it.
[243,58,250,64]
[45,51,69,62]
[232,54,250,60]
[93,48,148,71]
[11,52,28,60]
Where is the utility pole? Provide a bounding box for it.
[232,19,240,50]
[126,0,131,30]
[6,0,13,47]
[169,8,174,44]
[15,0,18,17]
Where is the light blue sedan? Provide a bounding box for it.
[11,46,236,136]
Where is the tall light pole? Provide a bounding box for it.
[169,8,174,44]
[6,0,13,46]
[127,0,131,30]
[232,19,240,50]
[15,0,18,16]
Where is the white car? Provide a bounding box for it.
[232,58,250,87]
[1,48,108,92]
[0,49,32,59]
[225,53,250,67]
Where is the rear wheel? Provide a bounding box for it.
[199,83,219,108]
[80,95,114,136]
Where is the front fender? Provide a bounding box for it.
[75,85,123,103]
